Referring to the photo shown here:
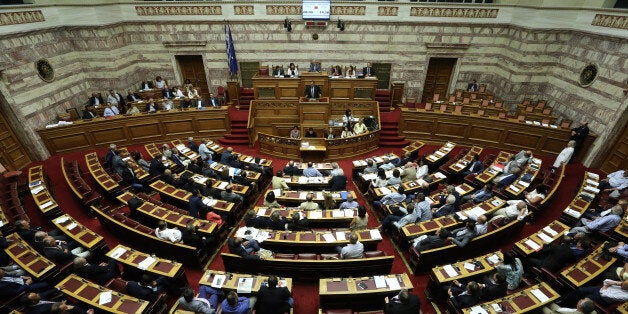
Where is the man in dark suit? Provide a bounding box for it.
[15,220,65,243]
[126,89,140,102]
[126,274,170,303]
[447,281,482,310]
[23,291,90,314]
[256,275,293,314]
[571,120,589,156]
[180,96,192,109]
[82,105,97,119]
[188,189,208,219]
[88,92,104,106]
[444,220,477,248]
[140,80,153,90]
[304,80,322,99]
[187,137,199,152]
[161,85,173,99]
[286,212,309,232]
[73,257,119,285]
[0,269,50,297]
[463,154,484,176]
[494,167,521,188]
[208,93,221,107]
[149,154,167,176]
[384,289,421,314]
[283,160,301,177]
[413,228,449,251]
[228,237,261,260]
[467,79,478,92]
[479,272,507,301]
[329,169,347,191]
[272,66,284,77]
[42,236,88,265]
[309,60,321,72]
[363,62,375,77]
[525,237,591,272]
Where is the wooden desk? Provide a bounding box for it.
[85,152,120,193]
[504,158,541,198]
[52,214,106,252]
[300,138,327,162]
[285,176,331,189]
[28,165,61,217]
[319,274,412,310]
[474,151,513,184]
[402,140,425,157]
[239,154,273,169]
[560,242,617,288]
[135,202,218,238]
[56,274,149,313]
[352,153,400,170]
[560,172,598,223]
[294,162,335,171]
[106,244,184,280]
[253,207,355,226]
[274,190,357,206]
[425,142,455,165]
[400,108,595,163]
[513,220,569,257]
[245,228,382,253]
[199,269,293,293]
[401,196,506,240]
[170,139,200,161]
[448,146,483,174]
[149,180,235,215]
[431,251,503,284]
[208,162,261,183]
[462,282,559,313]
[37,108,230,155]
[182,170,250,196]
[4,233,57,280]
[118,148,149,180]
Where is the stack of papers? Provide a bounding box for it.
[530,288,550,302]
[309,211,323,219]
[434,172,446,179]
[55,216,69,224]
[487,254,500,264]
[538,233,553,243]
[443,264,458,277]
[385,277,401,290]
[31,186,45,195]
[469,306,488,314]
[110,247,127,259]
[217,182,229,189]
[237,278,254,294]
[99,291,113,305]
[370,229,382,240]
[509,185,521,193]
[464,262,476,271]
[335,232,346,241]
[202,198,218,207]
[332,210,344,218]
[40,201,54,209]
[66,222,77,231]
[374,275,387,288]
[564,208,581,218]
[138,256,156,270]
[587,172,599,180]
[455,186,466,194]
[379,187,392,194]
[29,180,42,187]
[211,274,226,288]
[525,239,541,251]
[543,226,558,236]
[322,233,336,243]
[343,209,354,217]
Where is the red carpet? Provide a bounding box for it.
[15,122,600,313]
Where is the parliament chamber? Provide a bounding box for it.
[0,1,627,314]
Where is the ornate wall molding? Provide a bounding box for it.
[266,5,301,15]
[162,41,208,48]
[591,14,628,30]
[378,6,399,17]
[332,6,366,16]
[410,7,498,18]
[135,6,222,16]
[0,10,44,26]
[233,5,254,16]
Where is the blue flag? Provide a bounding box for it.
[225,25,238,74]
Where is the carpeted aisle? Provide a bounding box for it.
[18,136,599,314]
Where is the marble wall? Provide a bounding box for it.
[0,2,625,167]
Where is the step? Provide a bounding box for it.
[379,140,410,148]
[218,138,249,145]
[224,134,248,140]
[381,130,399,136]
[231,129,248,135]
[379,135,406,141]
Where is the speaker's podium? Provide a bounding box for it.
[299,97,330,124]
[300,138,327,162]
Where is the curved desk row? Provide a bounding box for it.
[37,108,230,155]
[399,108,595,162]
[258,130,380,161]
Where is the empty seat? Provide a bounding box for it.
[297,253,318,260]
[105,278,128,293]
[364,251,385,258]
[320,253,340,260]
[325,310,353,314]
[274,253,295,260]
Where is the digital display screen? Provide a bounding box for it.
[302,0,331,20]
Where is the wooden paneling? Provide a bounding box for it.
[177,55,209,98]
[422,57,456,103]
[600,122,628,173]
[37,109,230,155]
[252,76,377,101]
[0,109,31,170]
[400,109,596,160]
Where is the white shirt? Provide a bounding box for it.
[156,227,181,242]
[553,146,574,168]
[155,80,166,89]
[107,94,120,105]
[175,89,185,98]
[287,68,298,77]
[416,165,429,179]
[103,107,117,117]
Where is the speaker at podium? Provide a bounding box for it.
[364,115,378,131]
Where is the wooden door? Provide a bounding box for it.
[0,109,31,170]
[422,58,457,103]
[600,120,628,173]
[177,55,209,98]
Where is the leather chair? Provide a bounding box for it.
[324,309,353,314]
[320,253,340,260]
[296,253,318,260]
[363,251,385,258]
[274,253,296,260]
[105,277,128,293]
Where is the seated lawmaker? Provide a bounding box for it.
[289,126,301,139]
[222,291,256,314]
[299,192,320,211]
[221,185,244,203]
[82,104,97,119]
[462,154,484,176]
[467,79,478,92]
[598,169,628,196]
[329,169,347,191]
[179,287,220,314]
[286,63,299,77]
[447,281,482,310]
[228,237,261,260]
[304,127,317,138]
[155,221,182,243]
[309,60,321,72]
[272,65,284,77]
[557,279,628,308]
[256,275,293,314]
[336,233,363,259]
[384,289,421,314]
[303,162,322,177]
[525,237,591,272]
[363,62,375,77]
[73,257,119,285]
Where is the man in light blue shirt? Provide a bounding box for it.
[303,162,322,177]
[374,186,406,209]
[461,184,493,204]
[339,194,359,209]
[379,157,395,171]
[599,170,628,195]
[568,205,623,235]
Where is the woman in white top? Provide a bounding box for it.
[354,120,368,134]
[173,87,185,98]
[287,63,299,77]
[341,126,355,138]
[416,158,429,179]
[524,184,548,205]
[345,65,356,78]
[289,125,301,139]
[155,76,166,89]
[552,140,575,168]
[188,88,199,98]
[371,169,389,188]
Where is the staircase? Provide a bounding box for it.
[375,89,392,112]
[218,107,250,146]
[378,109,410,148]
[238,87,254,110]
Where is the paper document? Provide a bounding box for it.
[211,274,226,288]
[469,306,488,314]
[256,207,267,216]
[530,288,550,303]
[110,247,127,259]
[332,210,344,218]
[369,229,382,240]
[443,264,458,277]
[30,186,45,195]
[202,198,218,207]
[138,256,156,270]
[587,172,599,180]
[299,192,308,199]
[455,186,465,195]
[98,291,112,305]
[434,172,446,179]
[308,211,323,219]
[538,232,553,244]
[237,278,253,294]
[586,179,597,186]
[344,209,354,217]
[374,275,387,288]
[584,186,600,194]
[379,187,391,195]
[525,239,541,251]
[322,233,336,243]
[298,176,308,184]
[335,232,346,241]
[40,201,54,209]
[509,185,521,193]
[564,208,580,218]
[464,262,476,271]
[385,277,401,290]
[66,222,77,231]
[29,180,42,187]
[55,216,69,224]
[543,226,558,236]
[217,182,228,189]
[487,254,500,264]
[518,180,530,187]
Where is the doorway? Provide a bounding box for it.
[0,108,31,170]
[176,55,210,98]
[422,57,457,103]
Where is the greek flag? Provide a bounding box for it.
[225,25,238,74]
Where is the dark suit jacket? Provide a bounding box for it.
[75,260,118,285]
[416,235,446,251]
[180,99,192,108]
[149,158,166,176]
[89,95,104,106]
[187,141,199,153]
[256,285,291,314]
[126,92,140,102]
[329,175,347,191]
[140,82,153,90]
[227,238,260,260]
[287,218,309,232]
[208,97,221,107]
[162,88,173,99]
[362,66,375,76]
[43,245,74,264]
[433,204,456,218]
[17,228,37,242]
[105,149,116,169]
[450,293,479,310]
[467,83,478,91]
[126,281,159,302]
[188,196,206,218]
[480,278,507,301]
[0,278,28,297]
[304,85,322,98]
[283,165,301,177]
[82,109,97,119]
[467,160,484,174]
[272,69,285,76]
[384,294,421,314]
[145,103,158,112]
